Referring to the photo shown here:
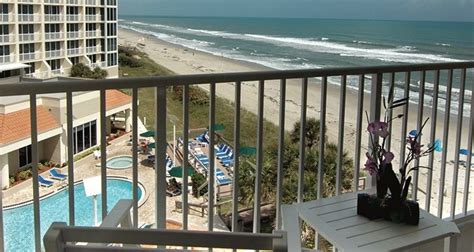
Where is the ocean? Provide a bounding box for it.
[118,16,473,115]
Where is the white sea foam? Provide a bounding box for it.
[436,43,451,47]
[121,20,462,64]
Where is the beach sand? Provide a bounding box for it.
[119,28,473,218]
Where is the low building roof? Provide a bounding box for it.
[0,90,131,146]
[0,63,30,73]
[106,89,132,110]
[0,106,60,145]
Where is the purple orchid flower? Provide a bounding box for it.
[367,121,389,138]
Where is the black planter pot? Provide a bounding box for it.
[357,193,420,225]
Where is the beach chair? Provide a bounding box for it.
[49,169,67,181]
[39,175,54,187]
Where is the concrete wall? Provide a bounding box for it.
[42,135,61,163]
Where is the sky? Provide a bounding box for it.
[118,0,474,22]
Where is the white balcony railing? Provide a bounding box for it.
[0,34,14,43]
[45,32,63,40]
[0,62,472,251]
[67,47,83,56]
[85,0,97,5]
[66,14,82,22]
[19,52,38,61]
[45,49,63,58]
[67,31,82,39]
[0,54,14,64]
[66,0,82,4]
[86,46,101,54]
[0,14,9,22]
[18,14,41,22]
[85,15,101,22]
[44,14,63,22]
[18,33,39,42]
[89,61,106,68]
[85,30,97,37]
[18,0,34,3]
[44,0,63,4]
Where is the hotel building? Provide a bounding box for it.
[0,0,118,79]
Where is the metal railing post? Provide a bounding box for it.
[369,73,383,188]
[276,79,286,230]
[155,86,167,229]
[231,81,241,232]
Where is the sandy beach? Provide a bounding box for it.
[119,28,473,218]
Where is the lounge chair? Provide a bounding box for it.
[39,175,54,187]
[49,169,67,181]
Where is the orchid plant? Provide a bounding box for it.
[364,88,435,202]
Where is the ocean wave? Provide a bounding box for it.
[436,43,451,47]
[352,40,373,45]
[121,20,462,64]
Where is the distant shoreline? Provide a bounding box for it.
[119,26,473,217]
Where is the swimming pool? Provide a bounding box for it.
[103,155,133,169]
[2,178,143,252]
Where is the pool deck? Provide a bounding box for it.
[2,132,230,232]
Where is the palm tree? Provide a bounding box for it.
[289,118,324,148]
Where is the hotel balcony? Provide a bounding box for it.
[17,0,35,3]
[67,47,83,56]
[19,52,39,61]
[66,14,82,22]
[18,33,40,42]
[86,45,101,54]
[18,14,41,22]
[85,0,98,5]
[85,15,101,22]
[44,0,63,4]
[0,34,14,44]
[85,30,99,37]
[0,54,14,64]
[0,62,472,251]
[45,49,64,58]
[0,14,10,23]
[89,61,106,68]
[45,32,63,41]
[66,0,82,5]
[44,14,64,22]
[67,31,82,39]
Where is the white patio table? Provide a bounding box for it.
[282,191,460,252]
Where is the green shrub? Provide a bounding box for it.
[191,173,208,197]
[9,176,15,185]
[70,63,108,79]
[119,53,143,68]
[171,86,209,105]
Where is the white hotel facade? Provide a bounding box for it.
[0,0,119,79]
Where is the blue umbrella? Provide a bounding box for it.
[459,149,469,156]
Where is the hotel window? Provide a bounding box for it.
[106,38,116,51]
[45,24,61,33]
[106,23,116,36]
[47,59,61,70]
[86,7,96,15]
[19,43,34,54]
[86,39,96,47]
[46,41,61,51]
[107,0,117,6]
[0,45,9,56]
[0,25,8,35]
[19,145,32,167]
[24,62,35,74]
[73,120,97,154]
[86,23,96,31]
[18,5,33,15]
[0,4,8,14]
[44,5,60,15]
[67,6,79,15]
[88,54,97,62]
[67,40,80,49]
[67,23,79,32]
[70,56,79,65]
[107,53,117,66]
[19,24,34,34]
[106,8,116,21]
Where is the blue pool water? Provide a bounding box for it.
[2,178,143,252]
[106,156,133,169]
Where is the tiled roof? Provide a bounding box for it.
[106,90,132,111]
[0,106,60,145]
